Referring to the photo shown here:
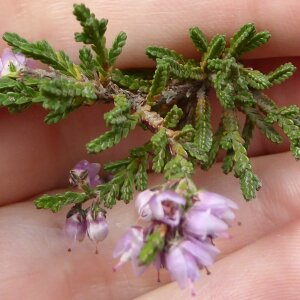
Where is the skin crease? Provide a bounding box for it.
[0,0,299,299]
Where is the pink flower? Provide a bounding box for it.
[148,190,186,226]
[113,227,146,275]
[196,191,238,222]
[166,239,219,294]
[70,160,102,188]
[86,209,108,244]
[183,191,237,240]
[0,48,27,77]
[135,189,157,222]
[65,211,87,249]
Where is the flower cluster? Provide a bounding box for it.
[65,160,108,252]
[0,48,28,77]
[113,183,237,295]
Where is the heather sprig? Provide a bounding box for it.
[0,2,299,294]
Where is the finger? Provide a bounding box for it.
[0,152,299,300]
[135,220,300,300]
[0,152,299,298]
[0,0,299,68]
[0,195,168,300]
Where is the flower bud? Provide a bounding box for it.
[86,209,109,244]
[69,160,102,188]
[65,210,87,251]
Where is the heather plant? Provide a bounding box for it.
[0,3,298,295]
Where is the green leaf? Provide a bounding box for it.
[151,128,168,172]
[229,23,256,57]
[147,63,169,104]
[240,170,262,200]
[201,34,226,68]
[108,31,127,67]
[234,89,255,105]
[35,192,88,212]
[174,124,195,143]
[104,94,131,126]
[214,72,235,109]
[202,125,223,170]
[146,46,187,63]
[291,142,300,160]
[0,92,32,112]
[3,32,81,79]
[254,92,277,113]
[164,155,194,179]
[87,117,138,153]
[120,172,134,203]
[41,78,97,100]
[194,95,213,153]
[222,150,234,174]
[104,158,131,173]
[221,111,260,199]
[163,104,183,128]
[189,27,209,53]
[244,70,270,90]
[183,142,207,162]
[135,159,148,191]
[79,47,98,78]
[73,3,108,70]
[241,106,283,144]
[139,231,165,266]
[241,116,255,149]
[240,31,271,55]
[98,182,120,208]
[0,77,19,91]
[267,63,296,85]
[88,93,139,153]
[111,69,151,93]
[38,77,97,124]
[207,58,224,72]
[160,57,204,80]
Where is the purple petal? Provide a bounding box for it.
[149,190,186,222]
[72,160,102,188]
[155,190,186,205]
[162,209,181,227]
[184,252,200,283]
[181,239,219,267]
[149,196,165,220]
[112,227,143,258]
[184,209,228,239]
[15,52,26,65]
[166,245,188,289]
[193,191,238,223]
[1,48,16,65]
[131,257,147,276]
[197,191,238,210]
[112,232,133,258]
[88,176,102,188]
[65,213,87,242]
[135,189,156,221]
[86,210,109,243]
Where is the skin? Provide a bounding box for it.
[0,0,299,299]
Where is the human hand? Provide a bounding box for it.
[0,0,299,299]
